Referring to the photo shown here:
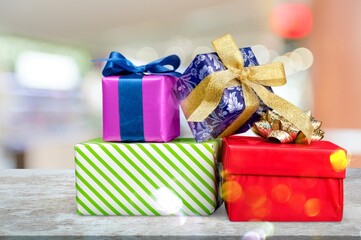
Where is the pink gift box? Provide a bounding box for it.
[102,75,180,142]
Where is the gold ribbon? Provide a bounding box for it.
[181,34,313,142]
[252,110,324,143]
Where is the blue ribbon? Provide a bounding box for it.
[95,51,181,142]
[94,51,181,77]
[118,74,144,141]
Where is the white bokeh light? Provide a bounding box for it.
[242,230,264,240]
[16,51,80,90]
[267,49,279,63]
[260,222,274,236]
[294,47,314,70]
[169,36,193,55]
[136,47,158,63]
[153,187,183,215]
[192,46,212,58]
[287,51,304,71]
[241,227,270,240]
[252,45,270,65]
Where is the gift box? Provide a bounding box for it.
[174,47,267,142]
[99,51,181,142]
[103,74,180,142]
[222,136,346,221]
[75,138,222,215]
[175,34,311,143]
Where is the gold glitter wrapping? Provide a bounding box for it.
[181,34,313,142]
[252,110,324,144]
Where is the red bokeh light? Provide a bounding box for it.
[270,3,313,39]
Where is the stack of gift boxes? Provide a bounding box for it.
[75,34,347,221]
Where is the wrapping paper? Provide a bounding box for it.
[222,136,346,221]
[174,48,269,142]
[102,75,180,142]
[75,138,222,215]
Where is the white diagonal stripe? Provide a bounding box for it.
[77,145,143,215]
[157,144,216,202]
[85,144,155,215]
[145,144,214,214]
[75,165,116,215]
[170,144,216,191]
[129,144,203,215]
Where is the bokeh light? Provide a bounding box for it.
[271,184,292,203]
[260,222,274,236]
[251,198,272,219]
[270,3,313,39]
[136,47,158,63]
[267,49,279,63]
[304,198,321,217]
[286,51,303,71]
[251,45,270,65]
[241,223,274,239]
[244,185,267,209]
[294,48,314,70]
[271,48,313,76]
[222,180,243,202]
[152,187,183,214]
[16,51,80,90]
[330,149,348,172]
[242,231,264,240]
[169,36,193,56]
[192,46,212,58]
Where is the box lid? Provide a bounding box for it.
[222,136,346,179]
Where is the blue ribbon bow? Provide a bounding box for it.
[94,51,181,77]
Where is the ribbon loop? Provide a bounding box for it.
[145,54,181,73]
[94,51,181,77]
[212,34,244,70]
[182,34,313,143]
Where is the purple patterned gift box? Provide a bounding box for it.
[174,47,269,142]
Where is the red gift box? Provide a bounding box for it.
[222,136,346,222]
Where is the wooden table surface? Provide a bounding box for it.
[1,169,361,239]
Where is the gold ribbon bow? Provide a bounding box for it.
[181,34,313,142]
[252,110,324,143]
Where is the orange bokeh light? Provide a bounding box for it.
[252,198,272,218]
[304,198,321,217]
[271,184,292,203]
[221,180,243,202]
[244,185,267,209]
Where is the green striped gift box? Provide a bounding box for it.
[75,138,222,216]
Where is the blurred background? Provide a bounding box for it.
[0,0,360,169]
